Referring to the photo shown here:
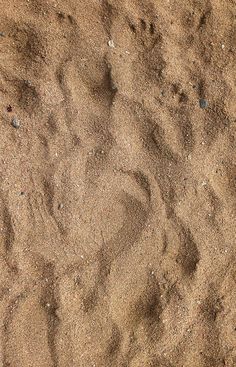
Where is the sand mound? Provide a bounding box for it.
[0,0,236,366]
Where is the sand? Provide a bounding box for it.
[0,0,236,366]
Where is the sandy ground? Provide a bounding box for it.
[0,0,236,366]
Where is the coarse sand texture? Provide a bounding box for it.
[0,1,236,366]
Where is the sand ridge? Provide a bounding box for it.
[0,0,236,366]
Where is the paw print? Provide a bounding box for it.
[128,18,158,49]
[171,83,189,103]
[57,12,76,25]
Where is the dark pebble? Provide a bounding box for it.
[7,105,12,112]
[199,98,208,109]
[24,80,32,87]
[12,117,20,129]
[0,32,5,37]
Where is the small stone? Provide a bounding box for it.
[7,105,12,112]
[108,39,115,48]
[24,80,32,87]
[111,82,117,91]
[58,203,64,210]
[0,32,5,37]
[74,275,81,285]
[11,117,20,129]
[199,98,208,109]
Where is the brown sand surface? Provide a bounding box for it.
[0,0,236,366]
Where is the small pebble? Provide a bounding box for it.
[11,117,20,129]
[24,79,32,87]
[111,82,117,91]
[108,39,115,48]
[199,98,208,109]
[58,203,64,210]
[7,105,12,112]
[74,275,81,285]
[0,32,5,37]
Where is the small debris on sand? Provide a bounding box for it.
[24,80,32,87]
[199,98,208,109]
[108,39,115,48]
[11,117,20,129]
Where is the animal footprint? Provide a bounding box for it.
[128,18,159,49]
[129,18,155,35]
[57,12,76,25]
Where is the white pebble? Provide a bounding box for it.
[108,40,115,48]
[12,117,20,129]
